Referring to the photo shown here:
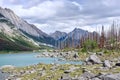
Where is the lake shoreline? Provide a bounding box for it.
[1,50,120,80]
[0,51,82,67]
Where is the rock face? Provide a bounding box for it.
[50,31,67,40]
[0,7,55,45]
[0,11,40,50]
[87,54,102,64]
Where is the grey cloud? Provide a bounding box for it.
[1,0,120,33]
[3,0,46,8]
[54,0,81,17]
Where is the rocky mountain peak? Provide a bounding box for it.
[50,31,67,40]
[0,6,55,46]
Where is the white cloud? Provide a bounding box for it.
[0,0,120,34]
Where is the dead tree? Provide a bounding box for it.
[99,25,105,49]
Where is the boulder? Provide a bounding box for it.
[0,65,15,69]
[16,78,22,80]
[64,70,71,74]
[103,60,111,68]
[91,77,101,80]
[96,52,103,56]
[87,54,102,64]
[87,51,96,54]
[78,77,87,80]
[71,78,80,80]
[80,72,95,79]
[0,70,9,80]
[73,53,79,58]
[115,63,120,66]
[82,67,90,73]
[60,74,71,80]
[102,73,120,80]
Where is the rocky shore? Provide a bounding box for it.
[1,51,120,80]
[0,69,9,80]
[36,50,79,61]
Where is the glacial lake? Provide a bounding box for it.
[0,52,82,67]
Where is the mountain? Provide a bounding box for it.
[68,28,88,40]
[54,28,99,48]
[0,7,55,46]
[0,13,40,51]
[0,7,56,51]
[50,31,67,40]
[64,28,89,47]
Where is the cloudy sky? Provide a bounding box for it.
[0,0,120,34]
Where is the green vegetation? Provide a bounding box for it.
[0,32,40,52]
[12,36,39,50]
[81,40,98,52]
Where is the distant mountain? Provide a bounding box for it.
[68,28,88,40]
[0,7,55,46]
[50,31,67,40]
[64,28,89,47]
[53,28,99,48]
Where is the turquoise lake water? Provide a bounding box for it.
[0,52,82,67]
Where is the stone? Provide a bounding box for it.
[0,70,9,80]
[91,77,101,80]
[102,73,120,80]
[82,67,90,73]
[103,60,111,68]
[50,66,58,71]
[78,77,87,80]
[96,52,103,56]
[87,52,96,54]
[71,78,79,80]
[42,66,46,70]
[16,78,22,80]
[87,54,102,64]
[80,72,95,79]
[60,74,71,80]
[64,70,71,74]
[38,71,46,76]
[73,53,79,58]
[115,63,120,66]
[69,66,79,72]
[0,65,15,69]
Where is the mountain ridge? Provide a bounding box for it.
[0,6,99,50]
[0,7,55,51]
[0,7,55,46]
